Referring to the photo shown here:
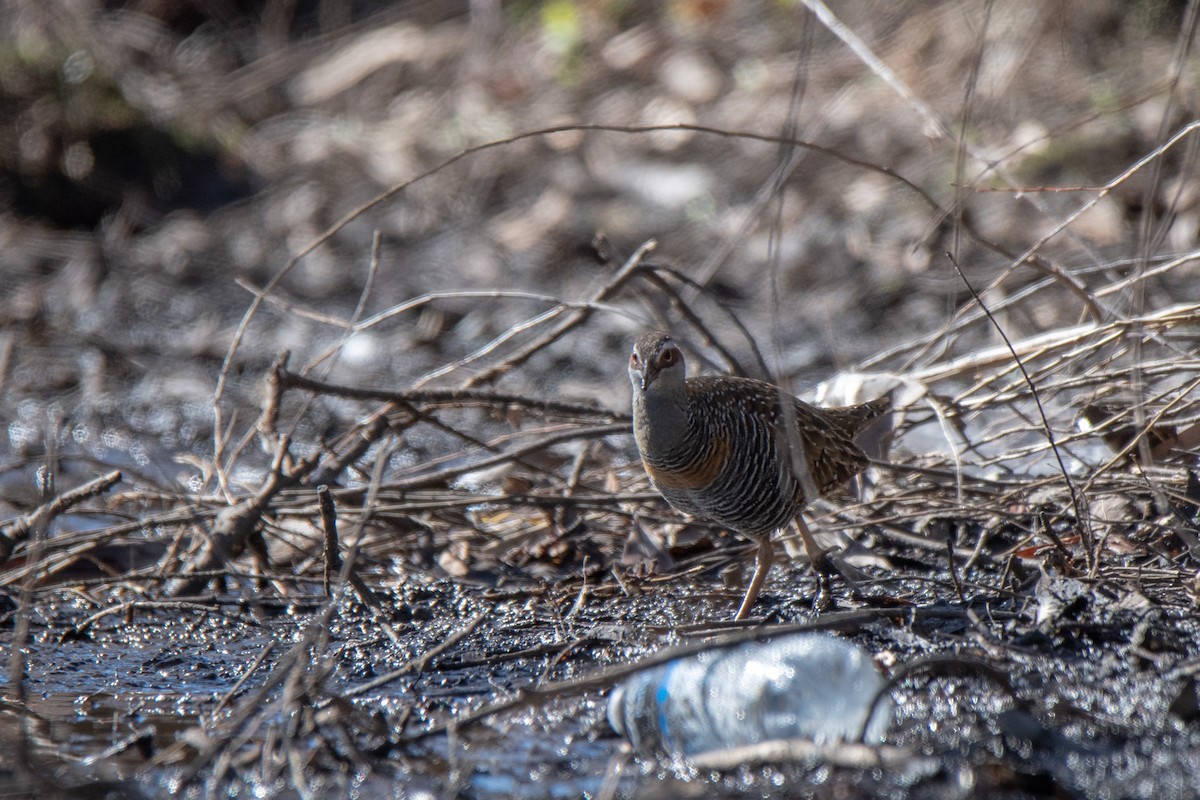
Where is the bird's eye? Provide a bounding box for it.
[630,353,640,365]
[660,350,674,365]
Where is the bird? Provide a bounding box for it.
[628,330,889,620]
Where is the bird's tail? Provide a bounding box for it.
[827,394,892,439]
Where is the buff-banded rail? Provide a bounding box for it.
[628,330,890,619]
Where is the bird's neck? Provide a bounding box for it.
[634,388,692,459]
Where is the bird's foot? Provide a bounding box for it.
[808,547,836,576]
[811,568,834,612]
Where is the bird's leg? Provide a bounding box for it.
[735,535,774,620]
[795,515,834,611]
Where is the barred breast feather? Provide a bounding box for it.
[639,375,886,537]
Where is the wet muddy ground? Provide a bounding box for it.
[3,2,1200,798]
[7,531,1200,798]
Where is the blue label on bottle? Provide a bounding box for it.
[656,661,678,751]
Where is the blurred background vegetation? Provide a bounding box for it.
[1,0,1196,480]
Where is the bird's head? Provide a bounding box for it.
[629,331,686,395]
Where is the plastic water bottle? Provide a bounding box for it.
[607,633,891,757]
